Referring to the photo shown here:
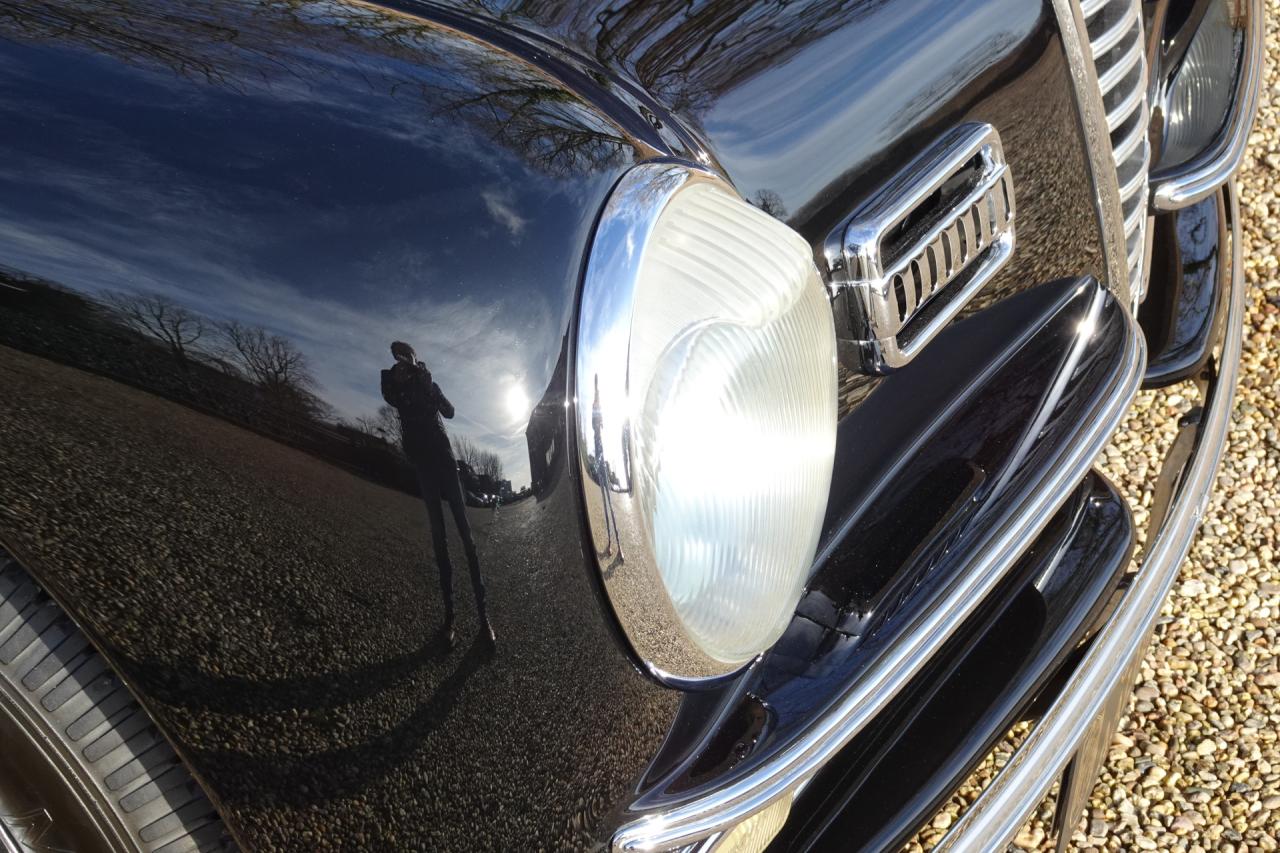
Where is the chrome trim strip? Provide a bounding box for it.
[1151,0,1264,210]
[1095,37,1144,95]
[1112,114,1148,165]
[1050,0,1132,304]
[1118,163,1147,200]
[1106,80,1146,131]
[612,281,1146,852]
[936,182,1244,852]
[1122,197,1146,235]
[1072,0,1151,305]
[0,821,20,853]
[1126,240,1144,272]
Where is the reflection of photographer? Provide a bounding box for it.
[381,341,493,647]
[591,374,622,559]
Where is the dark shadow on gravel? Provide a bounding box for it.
[112,633,456,715]
[189,635,496,807]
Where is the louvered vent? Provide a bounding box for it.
[1080,0,1151,301]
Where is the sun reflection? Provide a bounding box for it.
[505,383,529,421]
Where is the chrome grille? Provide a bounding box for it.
[1080,0,1151,301]
[826,123,1016,374]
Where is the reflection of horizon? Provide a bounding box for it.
[0,267,537,495]
[0,225,544,487]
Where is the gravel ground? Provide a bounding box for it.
[908,9,1280,852]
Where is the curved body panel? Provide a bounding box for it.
[0,3,683,848]
[0,0,1114,849]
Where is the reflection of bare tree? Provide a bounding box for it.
[102,289,205,369]
[216,319,326,416]
[355,404,401,443]
[0,0,631,177]
[751,189,787,220]
[453,435,504,483]
[218,319,309,391]
[472,0,885,117]
[0,0,875,121]
[433,75,629,175]
[0,0,239,85]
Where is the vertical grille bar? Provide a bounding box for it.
[1079,0,1152,303]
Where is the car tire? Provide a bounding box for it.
[0,550,235,852]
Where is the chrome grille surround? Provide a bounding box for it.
[825,123,1016,375]
[1079,0,1152,303]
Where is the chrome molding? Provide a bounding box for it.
[1051,0,1133,307]
[574,162,761,686]
[824,123,1016,374]
[1150,0,1264,210]
[936,182,1244,852]
[0,818,23,853]
[611,280,1146,852]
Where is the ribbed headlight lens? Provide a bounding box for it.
[1161,0,1243,168]
[632,182,837,663]
[576,163,837,683]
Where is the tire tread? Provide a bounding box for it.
[0,551,235,852]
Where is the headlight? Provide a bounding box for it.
[575,162,837,684]
[1161,0,1244,168]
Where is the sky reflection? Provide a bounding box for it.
[0,0,640,487]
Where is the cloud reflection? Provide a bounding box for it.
[0,0,643,489]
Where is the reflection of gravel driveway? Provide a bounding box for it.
[910,12,1280,850]
[0,345,679,851]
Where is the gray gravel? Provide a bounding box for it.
[908,8,1280,851]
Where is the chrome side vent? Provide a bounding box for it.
[825,123,1015,375]
[1080,0,1151,302]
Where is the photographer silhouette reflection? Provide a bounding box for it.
[381,341,493,648]
[591,374,623,561]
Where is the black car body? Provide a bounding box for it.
[0,1,1262,851]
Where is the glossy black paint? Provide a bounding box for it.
[0,3,684,849]
[463,0,1109,414]
[0,0,1112,849]
[776,471,1134,852]
[1142,188,1228,387]
[623,276,1137,816]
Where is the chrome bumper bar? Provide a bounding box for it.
[937,182,1245,851]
